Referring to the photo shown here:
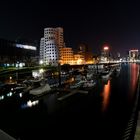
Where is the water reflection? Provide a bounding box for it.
[43,94,58,114]
[129,63,139,99]
[21,100,39,109]
[102,80,111,112]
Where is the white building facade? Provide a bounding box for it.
[40,27,64,65]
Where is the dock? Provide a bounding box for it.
[57,89,88,101]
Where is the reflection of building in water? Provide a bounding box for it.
[102,80,111,112]
[129,63,139,98]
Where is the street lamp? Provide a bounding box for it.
[103,46,110,63]
[103,46,109,51]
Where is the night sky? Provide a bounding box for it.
[0,0,140,56]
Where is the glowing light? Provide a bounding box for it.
[16,44,36,50]
[39,60,43,65]
[104,46,109,50]
[130,49,138,52]
[27,100,32,107]
[39,69,44,73]
[9,76,12,80]
[19,63,23,68]
[7,92,13,97]
[27,100,39,107]
[0,95,4,100]
[102,80,111,112]
[77,59,82,65]
[19,93,23,98]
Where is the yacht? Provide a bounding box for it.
[29,83,51,95]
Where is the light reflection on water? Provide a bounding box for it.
[129,63,139,95]
[102,80,111,112]
[21,100,39,109]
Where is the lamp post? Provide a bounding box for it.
[103,46,109,63]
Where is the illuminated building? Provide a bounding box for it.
[74,54,85,65]
[40,28,94,66]
[60,47,74,65]
[0,38,37,67]
[40,27,64,65]
[129,49,139,61]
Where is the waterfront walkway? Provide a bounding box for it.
[0,129,15,140]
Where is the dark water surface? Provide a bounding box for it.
[0,63,139,140]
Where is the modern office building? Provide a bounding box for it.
[40,27,64,65]
[0,39,37,67]
[40,27,94,65]
[60,47,74,65]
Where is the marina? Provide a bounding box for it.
[0,63,139,140]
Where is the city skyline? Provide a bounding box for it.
[0,0,140,55]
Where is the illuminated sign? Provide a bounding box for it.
[16,44,36,50]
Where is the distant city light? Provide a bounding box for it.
[16,44,36,50]
[104,46,109,50]
[77,59,82,65]
[0,95,4,100]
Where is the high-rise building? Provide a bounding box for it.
[40,27,64,65]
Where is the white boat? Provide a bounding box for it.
[70,80,86,89]
[29,83,51,95]
[83,80,96,88]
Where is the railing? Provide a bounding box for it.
[122,70,140,140]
